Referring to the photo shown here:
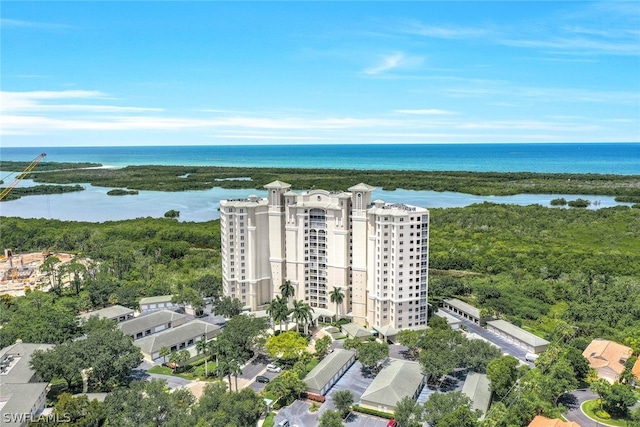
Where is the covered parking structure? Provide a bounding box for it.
[304,348,356,396]
[486,319,549,354]
[442,298,489,325]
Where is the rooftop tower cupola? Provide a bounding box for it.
[264,180,291,210]
[348,183,375,214]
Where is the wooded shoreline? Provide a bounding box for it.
[1,161,639,201]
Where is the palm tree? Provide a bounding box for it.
[159,346,171,364]
[329,287,345,320]
[267,295,290,332]
[291,299,314,334]
[196,336,210,377]
[280,280,295,303]
[218,356,242,391]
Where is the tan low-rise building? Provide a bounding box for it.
[118,310,187,340]
[78,305,134,323]
[359,359,426,412]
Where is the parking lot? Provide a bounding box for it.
[275,360,393,427]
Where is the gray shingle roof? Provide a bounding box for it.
[461,372,492,417]
[118,310,186,336]
[305,348,356,393]
[78,305,134,322]
[360,359,424,409]
[0,382,48,425]
[134,320,221,355]
[486,319,549,347]
[0,343,54,384]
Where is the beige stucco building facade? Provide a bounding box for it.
[220,181,429,334]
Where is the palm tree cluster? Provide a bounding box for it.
[266,281,315,334]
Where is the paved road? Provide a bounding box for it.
[561,389,606,427]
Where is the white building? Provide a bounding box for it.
[220,181,429,333]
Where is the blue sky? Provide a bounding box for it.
[1,1,639,147]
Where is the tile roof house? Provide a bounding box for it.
[528,415,581,427]
[582,338,633,383]
[632,358,640,386]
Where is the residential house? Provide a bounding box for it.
[528,415,581,427]
[583,338,633,383]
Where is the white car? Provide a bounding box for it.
[266,364,282,373]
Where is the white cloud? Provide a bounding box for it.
[364,52,423,75]
[0,18,73,30]
[394,109,457,116]
[402,22,490,39]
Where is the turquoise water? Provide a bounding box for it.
[0,143,638,222]
[2,143,639,174]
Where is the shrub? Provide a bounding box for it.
[309,402,320,412]
[302,392,326,403]
[352,405,394,419]
[550,198,567,206]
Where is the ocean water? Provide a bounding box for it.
[1,143,639,174]
[0,143,638,222]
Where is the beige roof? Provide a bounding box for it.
[348,183,375,192]
[583,338,632,379]
[139,295,174,305]
[528,415,581,427]
[360,359,424,409]
[264,180,291,189]
[341,323,373,339]
[373,324,397,337]
[486,319,549,348]
[443,298,482,319]
[78,305,134,321]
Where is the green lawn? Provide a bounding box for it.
[581,399,630,427]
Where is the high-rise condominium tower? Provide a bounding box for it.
[219,181,429,338]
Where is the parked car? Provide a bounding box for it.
[386,420,397,427]
[266,364,282,373]
[256,375,270,383]
[276,419,289,427]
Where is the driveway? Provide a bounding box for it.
[561,389,602,427]
[276,360,377,427]
[440,309,531,365]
